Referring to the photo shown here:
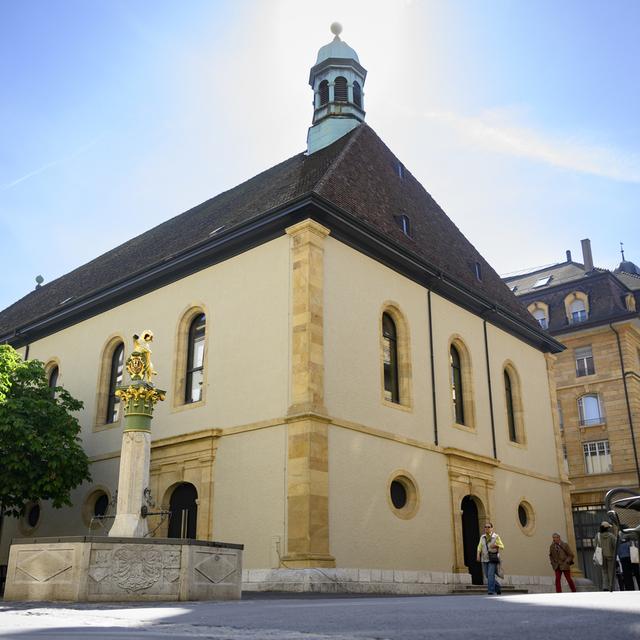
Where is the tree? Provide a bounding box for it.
[0,345,91,540]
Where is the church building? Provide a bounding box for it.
[0,25,574,593]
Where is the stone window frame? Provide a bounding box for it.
[386,470,420,520]
[503,361,526,446]
[625,293,636,312]
[516,499,536,536]
[94,335,126,431]
[173,304,209,411]
[577,393,605,427]
[44,358,61,393]
[583,439,612,474]
[563,291,589,324]
[527,301,549,329]
[447,335,475,430]
[19,501,42,535]
[575,345,595,377]
[81,486,113,529]
[379,302,412,411]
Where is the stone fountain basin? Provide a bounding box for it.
[3,536,243,602]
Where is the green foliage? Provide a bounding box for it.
[0,345,91,517]
[0,344,21,403]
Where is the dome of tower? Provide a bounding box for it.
[315,23,359,64]
[618,260,640,275]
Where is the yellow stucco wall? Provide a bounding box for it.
[323,238,567,575]
[328,426,452,570]
[212,425,287,569]
[492,468,570,575]
[323,237,432,442]
[24,236,290,456]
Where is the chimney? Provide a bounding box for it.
[581,238,594,271]
[566,250,572,262]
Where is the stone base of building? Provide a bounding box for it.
[241,568,594,595]
[3,536,243,602]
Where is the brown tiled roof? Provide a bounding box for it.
[0,124,539,340]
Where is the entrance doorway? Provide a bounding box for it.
[461,495,483,585]
[167,483,198,539]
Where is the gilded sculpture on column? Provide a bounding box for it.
[115,331,165,417]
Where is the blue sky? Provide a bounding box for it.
[1,0,638,311]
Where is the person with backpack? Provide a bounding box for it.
[476,522,504,595]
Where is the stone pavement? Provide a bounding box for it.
[1,591,639,639]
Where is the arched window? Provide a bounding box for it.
[570,298,587,323]
[47,365,59,393]
[503,363,525,444]
[504,370,516,441]
[106,342,124,423]
[450,345,465,425]
[334,76,348,102]
[185,313,206,403]
[532,308,548,329]
[578,394,604,426]
[319,79,329,106]
[382,312,399,403]
[353,81,362,107]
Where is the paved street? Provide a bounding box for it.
[1,592,640,640]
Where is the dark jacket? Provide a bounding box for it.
[549,540,574,571]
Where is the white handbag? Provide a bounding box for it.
[593,545,603,566]
[631,543,640,564]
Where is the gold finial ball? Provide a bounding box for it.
[330,22,343,38]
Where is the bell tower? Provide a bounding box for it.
[306,23,367,154]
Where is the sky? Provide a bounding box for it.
[1,0,639,311]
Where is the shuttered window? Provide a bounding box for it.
[334,76,348,102]
[319,80,329,105]
[353,81,362,107]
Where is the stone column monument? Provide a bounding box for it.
[109,330,164,538]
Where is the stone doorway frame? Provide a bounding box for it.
[445,447,498,575]
[148,429,220,541]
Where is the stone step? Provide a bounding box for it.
[450,584,529,595]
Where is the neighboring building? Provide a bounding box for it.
[0,26,573,593]
[505,240,640,581]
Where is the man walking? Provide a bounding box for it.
[549,532,577,592]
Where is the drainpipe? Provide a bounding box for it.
[428,290,438,445]
[483,320,498,459]
[24,344,30,361]
[610,323,640,487]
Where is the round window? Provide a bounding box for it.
[390,480,407,509]
[26,503,40,528]
[518,504,528,527]
[387,473,419,519]
[517,501,535,535]
[94,493,109,517]
[82,488,112,527]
